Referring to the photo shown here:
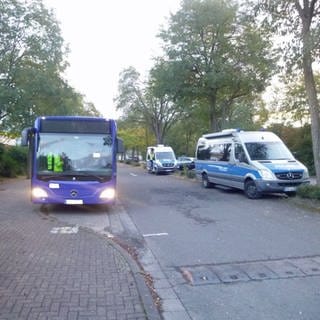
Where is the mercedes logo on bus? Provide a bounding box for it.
[70,190,78,197]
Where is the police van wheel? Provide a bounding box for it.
[202,174,213,188]
[244,180,261,199]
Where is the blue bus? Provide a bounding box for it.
[21,116,123,205]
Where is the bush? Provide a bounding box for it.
[177,167,196,179]
[0,144,27,177]
[0,153,19,177]
[297,184,320,200]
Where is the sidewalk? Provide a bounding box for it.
[0,178,161,320]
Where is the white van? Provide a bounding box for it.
[146,145,177,174]
[195,129,310,199]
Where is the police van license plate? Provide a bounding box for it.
[284,187,296,192]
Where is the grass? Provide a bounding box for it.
[297,184,320,200]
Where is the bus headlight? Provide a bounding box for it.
[259,169,275,180]
[100,188,115,199]
[32,187,48,198]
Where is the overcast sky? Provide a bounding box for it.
[42,0,181,118]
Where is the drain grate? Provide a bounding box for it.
[180,255,320,286]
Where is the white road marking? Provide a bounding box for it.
[130,173,138,176]
[50,226,79,234]
[143,232,169,237]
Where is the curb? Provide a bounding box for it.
[107,237,162,320]
[37,207,162,319]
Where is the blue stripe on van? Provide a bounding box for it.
[258,161,303,173]
[196,161,261,184]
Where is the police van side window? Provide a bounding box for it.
[235,143,247,163]
[197,143,210,160]
[220,143,231,161]
[197,142,231,161]
[211,143,231,161]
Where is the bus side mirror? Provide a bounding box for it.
[116,138,124,153]
[21,127,33,146]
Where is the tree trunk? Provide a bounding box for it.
[152,120,163,145]
[209,92,218,132]
[302,25,320,184]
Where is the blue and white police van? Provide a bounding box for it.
[195,129,310,199]
[146,145,177,174]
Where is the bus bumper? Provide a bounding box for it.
[31,181,117,205]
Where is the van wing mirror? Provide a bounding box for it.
[116,138,124,153]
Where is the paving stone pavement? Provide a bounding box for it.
[0,178,161,320]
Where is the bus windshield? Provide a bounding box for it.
[245,141,294,161]
[36,133,113,180]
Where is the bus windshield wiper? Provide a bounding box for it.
[37,174,60,181]
[37,173,107,182]
[70,172,103,182]
[70,171,112,182]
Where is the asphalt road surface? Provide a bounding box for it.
[49,163,320,320]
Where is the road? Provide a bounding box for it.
[50,163,320,320]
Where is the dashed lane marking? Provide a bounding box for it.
[143,233,169,237]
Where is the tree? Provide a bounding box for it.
[270,73,320,127]
[0,0,64,128]
[268,123,314,174]
[255,0,320,183]
[115,66,182,144]
[158,0,276,131]
[166,114,202,157]
[0,0,99,134]
[117,123,150,160]
[227,97,269,130]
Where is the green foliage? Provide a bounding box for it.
[228,98,269,131]
[117,118,155,159]
[269,73,320,126]
[115,67,181,144]
[268,124,314,175]
[0,144,27,177]
[115,0,275,146]
[177,166,196,179]
[165,115,201,157]
[158,0,276,131]
[254,0,320,71]
[297,184,320,200]
[0,0,101,135]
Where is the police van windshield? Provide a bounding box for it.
[245,141,294,161]
[36,133,113,179]
[156,151,175,160]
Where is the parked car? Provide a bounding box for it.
[177,156,195,170]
